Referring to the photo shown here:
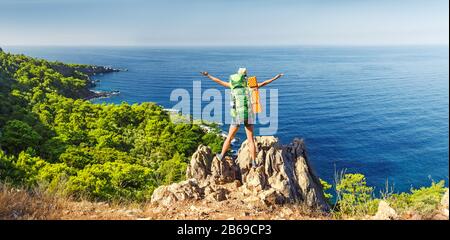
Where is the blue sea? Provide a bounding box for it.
[5,46,449,193]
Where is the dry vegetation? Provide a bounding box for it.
[1,183,447,220]
[0,184,142,220]
[0,184,62,220]
[0,184,327,220]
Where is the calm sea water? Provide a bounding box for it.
[5,46,449,193]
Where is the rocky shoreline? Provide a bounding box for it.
[1,45,123,100]
[50,63,125,100]
[76,65,124,100]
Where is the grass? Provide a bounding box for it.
[0,183,62,219]
[0,183,145,220]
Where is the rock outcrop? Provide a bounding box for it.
[186,145,213,181]
[442,189,449,210]
[439,189,449,219]
[373,200,398,220]
[151,179,204,207]
[151,136,330,212]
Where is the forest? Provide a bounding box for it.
[0,49,223,202]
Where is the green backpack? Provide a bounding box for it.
[229,73,253,122]
[229,73,247,89]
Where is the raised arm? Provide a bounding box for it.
[201,72,230,88]
[258,73,284,88]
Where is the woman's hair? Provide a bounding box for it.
[238,68,247,76]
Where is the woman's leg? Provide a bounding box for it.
[219,125,240,159]
[244,124,257,165]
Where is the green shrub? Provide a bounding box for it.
[202,132,224,153]
[65,162,156,202]
[387,192,410,213]
[156,152,188,185]
[59,146,93,169]
[40,137,68,162]
[37,163,76,193]
[14,151,48,186]
[0,120,42,154]
[0,150,19,183]
[388,180,447,216]
[335,173,378,217]
[319,178,333,205]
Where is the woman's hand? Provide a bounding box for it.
[275,73,284,79]
[201,71,230,88]
[258,73,284,88]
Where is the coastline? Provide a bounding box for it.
[68,65,125,100]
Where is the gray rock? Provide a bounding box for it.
[151,136,330,212]
[440,189,449,218]
[186,145,213,181]
[373,200,398,220]
[211,156,240,183]
[238,137,329,210]
[243,166,269,192]
[205,187,229,202]
[259,189,286,206]
[441,189,449,209]
[150,179,203,206]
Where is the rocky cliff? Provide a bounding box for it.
[48,62,122,100]
[151,136,330,213]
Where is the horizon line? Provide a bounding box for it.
[2,43,449,49]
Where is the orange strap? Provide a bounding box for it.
[252,88,262,113]
[248,76,262,113]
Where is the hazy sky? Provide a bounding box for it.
[1,0,448,46]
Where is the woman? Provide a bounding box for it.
[201,68,283,167]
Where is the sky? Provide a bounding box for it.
[0,0,448,46]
